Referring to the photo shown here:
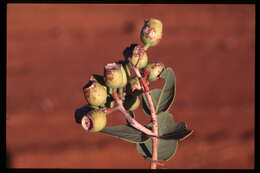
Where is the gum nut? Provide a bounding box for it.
[130,45,148,69]
[140,18,163,47]
[145,62,165,82]
[89,110,107,132]
[83,80,107,106]
[129,76,142,92]
[104,63,124,89]
[120,65,128,88]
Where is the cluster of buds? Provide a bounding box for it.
[79,18,165,132]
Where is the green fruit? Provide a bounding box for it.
[130,45,148,69]
[89,110,107,132]
[104,63,123,89]
[141,18,163,47]
[123,95,140,111]
[144,62,165,82]
[83,80,107,107]
[119,64,127,88]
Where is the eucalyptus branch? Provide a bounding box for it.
[75,18,192,169]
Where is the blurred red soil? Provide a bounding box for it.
[6,4,255,169]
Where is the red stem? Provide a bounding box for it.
[131,65,159,169]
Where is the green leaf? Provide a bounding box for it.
[142,89,161,115]
[100,125,149,143]
[142,68,176,115]
[158,122,193,140]
[136,112,178,161]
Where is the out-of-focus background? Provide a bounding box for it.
[6,4,255,169]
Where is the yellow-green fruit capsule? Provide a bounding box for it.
[119,65,127,88]
[83,80,107,107]
[124,63,131,77]
[90,110,107,132]
[145,62,165,82]
[104,63,123,89]
[84,110,107,132]
[141,18,163,47]
[130,45,148,69]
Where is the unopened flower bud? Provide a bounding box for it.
[83,80,107,107]
[141,18,163,47]
[144,62,165,82]
[129,45,148,69]
[104,63,124,89]
[82,109,107,132]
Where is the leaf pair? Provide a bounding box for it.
[100,112,191,143]
[136,112,192,161]
[100,111,192,161]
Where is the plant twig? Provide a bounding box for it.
[112,90,155,136]
[131,65,159,169]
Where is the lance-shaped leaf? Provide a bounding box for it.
[142,67,176,115]
[100,125,149,143]
[136,112,180,161]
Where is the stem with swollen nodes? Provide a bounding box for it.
[112,90,155,137]
[131,64,159,169]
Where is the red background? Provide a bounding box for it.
[6,4,255,169]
